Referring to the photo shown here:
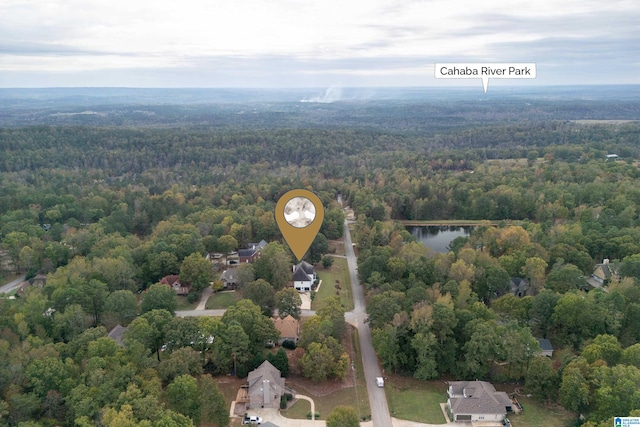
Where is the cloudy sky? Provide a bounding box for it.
[0,0,638,87]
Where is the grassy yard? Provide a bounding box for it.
[283,385,368,421]
[350,327,371,419]
[175,295,199,310]
[206,291,240,309]
[507,395,576,427]
[313,257,353,311]
[281,397,311,419]
[385,376,448,423]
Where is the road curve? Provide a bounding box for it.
[343,220,393,427]
[0,275,26,294]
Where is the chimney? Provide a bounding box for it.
[603,259,609,264]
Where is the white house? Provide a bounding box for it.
[293,261,316,292]
[447,381,512,422]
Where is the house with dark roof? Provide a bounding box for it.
[447,381,512,422]
[248,240,268,252]
[247,360,285,409]
[293,268,312,291]
[220,269,238,289]
[159,275,191,295]
[293,261,316,292]
[510,277,529,297]
[535,338,554,357]
[272,315,299,345]
[238,248,259,263]
[238,240,268,263]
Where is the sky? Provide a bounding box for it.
[0,0,638,88]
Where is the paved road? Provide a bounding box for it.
[343,220,393,427]
[0,275,26,294]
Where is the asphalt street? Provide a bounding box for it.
[0,275,26,294]
[343,220,394,427]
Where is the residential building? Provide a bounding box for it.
[293,261,316,292]
[220,269,239,289]
[510,277,528,297]
[247,360,285,409]
[159,275,191,295]
[447,381,512,422]
[272,315,299,345]
[592,259,615,285]
[535,338,554,357]
[238,248,259,263]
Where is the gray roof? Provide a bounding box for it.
[248,240,268,251]
[248,361,284,391]
[108,324,127,346]
[221,269,238,282]
[293,267,311,282]
[448,381,511,416]
[295,261,315,275]
[510,277,528,294]
[238,248,257,257]
[247,360,285,407]
[536,338,553,351]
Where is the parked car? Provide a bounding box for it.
[243,415,262,425]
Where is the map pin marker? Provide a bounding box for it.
[276,189,324,261]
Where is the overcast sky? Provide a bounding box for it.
[1,0,638,88]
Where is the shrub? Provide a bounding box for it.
[322,255,334,268]
[282,340,296,350]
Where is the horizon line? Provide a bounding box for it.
[2,83,640,90]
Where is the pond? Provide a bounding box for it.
[408,226,473,253]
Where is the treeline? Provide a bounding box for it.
[342,134,640,237]
[2,122,640,178]
[353,217,640,426]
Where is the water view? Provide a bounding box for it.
[409,226,473,253]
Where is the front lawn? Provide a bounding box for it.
[175,295,199,310]
[385,376,447,424]
[206,291,240,309]
[314,257,353,310]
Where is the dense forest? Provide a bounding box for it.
[1,88,640,427]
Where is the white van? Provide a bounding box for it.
[376,377,384,387]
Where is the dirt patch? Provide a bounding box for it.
[328,239,345,256]
[216,375,248,408]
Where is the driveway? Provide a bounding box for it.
[0,275,26,294]
[242,405,467,427]
[240,405,469,427]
